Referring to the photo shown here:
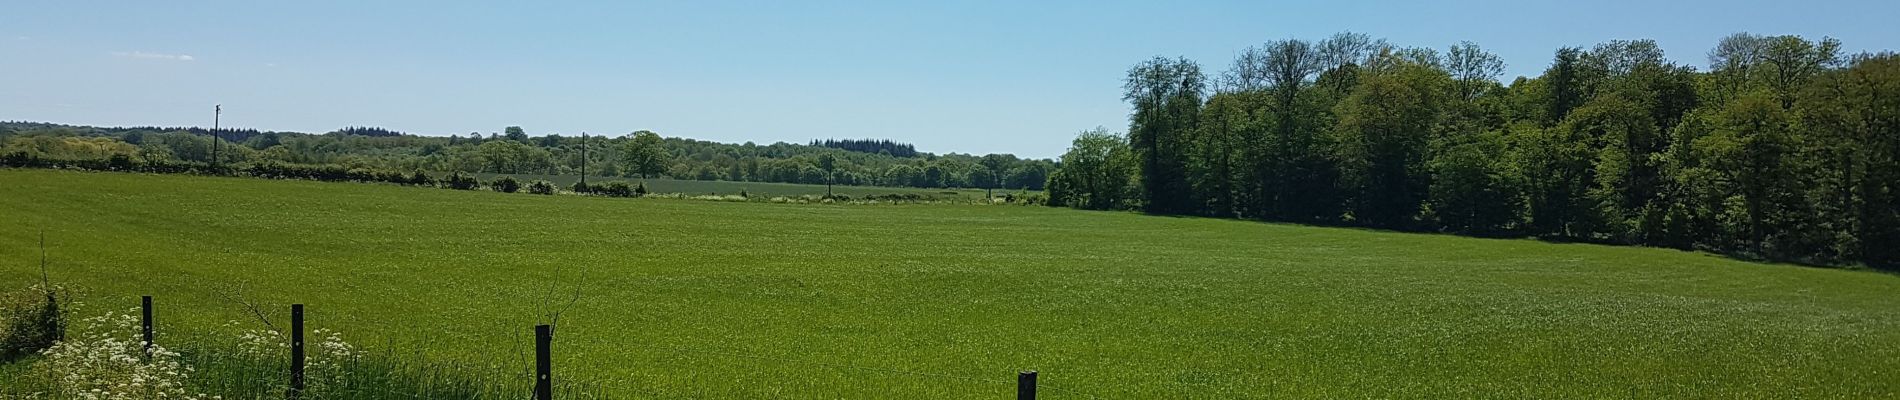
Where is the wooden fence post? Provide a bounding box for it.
[535,324,553,400]
[1018,370,1037,400]
[140,296,153,359]
[288,304,305,400]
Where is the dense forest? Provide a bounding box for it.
[1046,32,1899,268]
[0,123,1054,191]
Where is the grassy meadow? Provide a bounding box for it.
[2,168,1897,398]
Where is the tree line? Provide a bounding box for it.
[1047,32,1900,268]
[0,124,1056,192]
[810,138,920,158]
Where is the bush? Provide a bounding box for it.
[864,193,926,203]
[244,162,354,181]
[490,176,522,193]
[0,285,65,362]
[374,170,408,184]
[1,151,33,167]
[125,158,190,174]
[527,180,557,195]
[346,168,378,182]
[443,172,480,190]
[106,154,135,171]
[1018,192,1049,206]
[571,181,591,194]
[633,182,649,196]
[595,181,635,197]
[407,170,436,186]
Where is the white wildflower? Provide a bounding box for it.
[37,310,209,400]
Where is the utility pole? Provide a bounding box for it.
[212,104,221,167]
[580,131,588,187]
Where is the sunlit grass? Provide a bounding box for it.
[1,169,1897,398]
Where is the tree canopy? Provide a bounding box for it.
[1051,32,1900,268]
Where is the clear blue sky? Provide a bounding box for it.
[2,0,1893,158]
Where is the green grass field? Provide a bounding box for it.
[2,169,1897,398]
[469,173,1015,201]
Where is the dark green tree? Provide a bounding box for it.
[979,154,1010,198]
[1048,128,1136,210]
[1332,53,1448,228]
[621,130,669,179]
[1124,56,1205,214]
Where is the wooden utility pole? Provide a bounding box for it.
[580,132,588,187]
[212,104,221,166]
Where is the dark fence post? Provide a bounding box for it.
[288,304,305,400]
[535,324,553,400]
[1018,370,1037,400]
[140,296,153,359]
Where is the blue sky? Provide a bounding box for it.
[2,0,1894,158]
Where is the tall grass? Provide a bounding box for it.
[0,284,64,362]
[0,290,602,399]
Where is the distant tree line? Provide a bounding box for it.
[0,123,1055,192]
[99,126,267,143]
[810,138,920,158]
[332,126,406,137]
[1048,32,1900,268]
[0,144,600,200]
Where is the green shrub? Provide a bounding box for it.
[107,154,135,171]
[490,176,522,193]
[527,180,557,195]
[864,193,926,203]
[0,285,64,362]
[1018,192,1048,206]
[374,170,408,184]
[595,182,635,197]
[346,168,379,182]
[245,162,354,181]
[633,182,649,196]
[570,181,591,194]
[407,170,436,186]
[443,172,479,190]
[1,151,33,167]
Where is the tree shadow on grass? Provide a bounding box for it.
[1124,209,1896,275]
